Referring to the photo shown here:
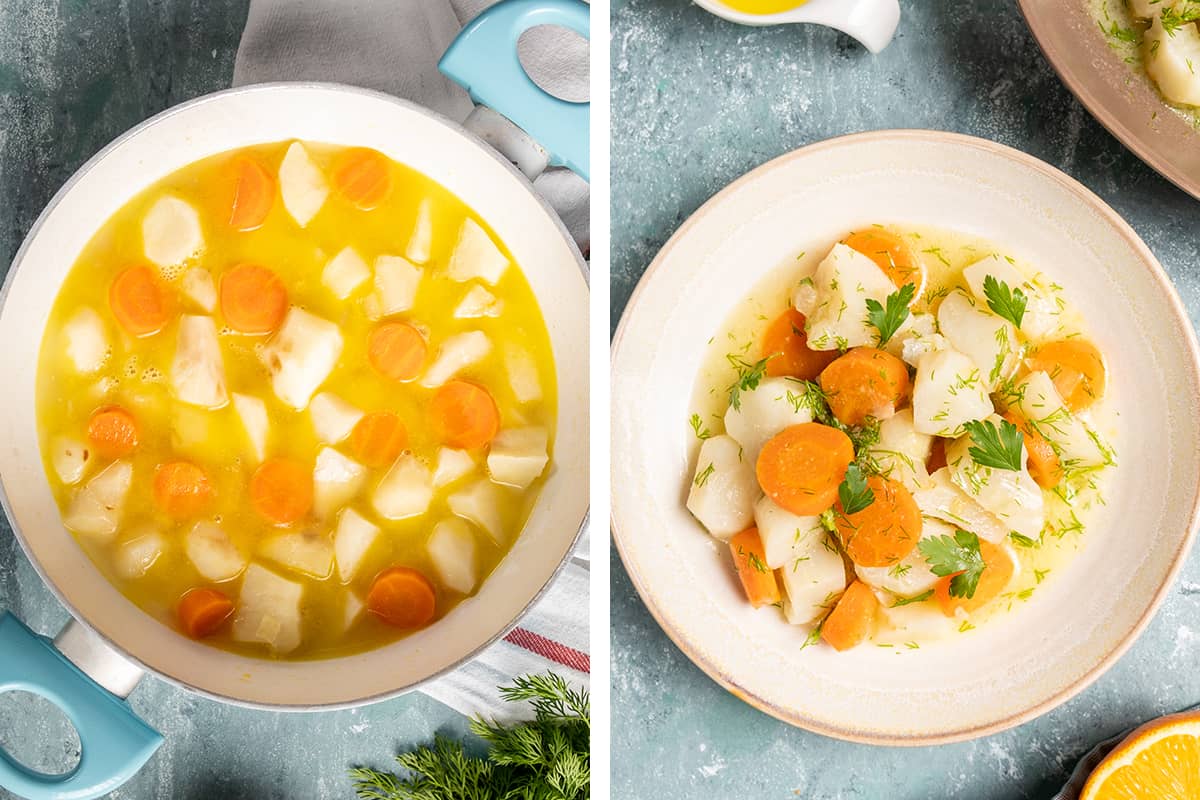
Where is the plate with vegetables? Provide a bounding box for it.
[1020,0,1200,200]
[611,130,1200,743]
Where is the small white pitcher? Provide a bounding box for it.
[693,0,901,54]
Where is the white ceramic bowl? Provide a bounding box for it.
[611,130,1200,744]
[0,83,589,708]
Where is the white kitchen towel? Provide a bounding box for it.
[233,0,590,253]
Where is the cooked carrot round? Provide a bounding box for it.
[250,457,312,525]
[756,423,854,516]
[761,308,838,380]
[934,539,1015,617]
[351,411,408,469]
[1002,411,1062,489]
[842,228,924,297]
[153,461,214,519]
[729,527,780,609]
[227,156,275,231]
[836,475,922,567]
[819,347,911,427]
[430,380,500,450]
[177,587,234,639]
[1026,339,1106,412]
[86,405,139,459]
[332,148,392,210]
[367,566,437,628]
[109,265,174,336]
[820,580,878,652]
[367,322,427,382]
[219,263,288,333]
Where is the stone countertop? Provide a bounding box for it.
[0,2,478,798]
[610,1,1200,798]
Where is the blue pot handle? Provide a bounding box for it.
[0,612,161,800]
[439,0,590,181]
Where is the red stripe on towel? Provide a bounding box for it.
[503,627,590,673]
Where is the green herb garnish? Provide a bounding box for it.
[982,275,1027,329]
[919,530,986,599]
[865,283,916,346]
[837,463,875,515]
[963,418,1025,472]
[689,413,712,440]
[693,463,715,487]
[726,355,772,411]
[890,589,934,608]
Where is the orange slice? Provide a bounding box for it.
[1080,710,1200,800]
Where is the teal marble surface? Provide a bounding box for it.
[0,2,477,797]
[610,1,1200,798]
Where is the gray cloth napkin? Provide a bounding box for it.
[232,0,590,252]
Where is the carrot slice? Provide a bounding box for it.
[332,148,392,210]
[227,156,275,232]
[836,475,922,567]
[430,380,500,450]
[367,322,427,382]
[756,423,854,516]
[177,587,234,639]
[761,308,838,380]
[219,263,288,334]
[728,527,781,608]
[1026,339,1106,412]
[153,461,214,519]
[86,405,139,459]
[1002,410,1063,489]
[109,265,174,336]
[842,228,924,297]
[351,411,409,469]
[250,457,312,525]
[926,436,948,474]
[367,566,437,628]
[820,580,878,652]
[934,539,1015,617]
[819,347,911,427]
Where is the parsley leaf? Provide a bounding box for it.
[919,530,986,599]
[982,275,1027,329]
[963,418,1025,472]
[837,464,875,515]
[725,355,772,411]
[865,283,916,346]
[890,589,934,607]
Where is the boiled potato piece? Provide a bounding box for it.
[867,409,932,493]
[233,563,304,654]
[373,454,434,520]
[407,198,433,264]
[945,418,1045,540]
[686,434,759,541]
[322,247,370,299]
[313,447,368,517]
[142,195,203,270]
[63,460,132,540]
[433,447,475,488]
[798,243,896,351]
[876,598,957,642]
[753,495,823,569]
[778,526,847,625]
[186,521,246,581]
[180,268,216,312]
[309,392,363,444]
[420,331,492,388]
[278,142,328,227]
[51,435,92,485]
[427,517,477,594]
[334,508,380,583]
[343,592,365,631]
[912,467,1009,543]
[172,315,228,409]
[855,516,953,598]
[723,376,814,465]
[891,311,944,368]
[454,285,503,319]
[487,427,549,488]
[447,218,508,284]
[505,344,542,404]
[911,348,993,436]
[114,529,165,579]
[1127,0,1168,18]
[232,393,269,463]
[962,255,1062,341]
[62,308,109,374]
[936,289,1018,390]
[260,531,334,579]
[1145,17,1200,107]
[448,479,510,544]
[369,255,422,317]
[262,309,343,409]
[1005,371,1112,470]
